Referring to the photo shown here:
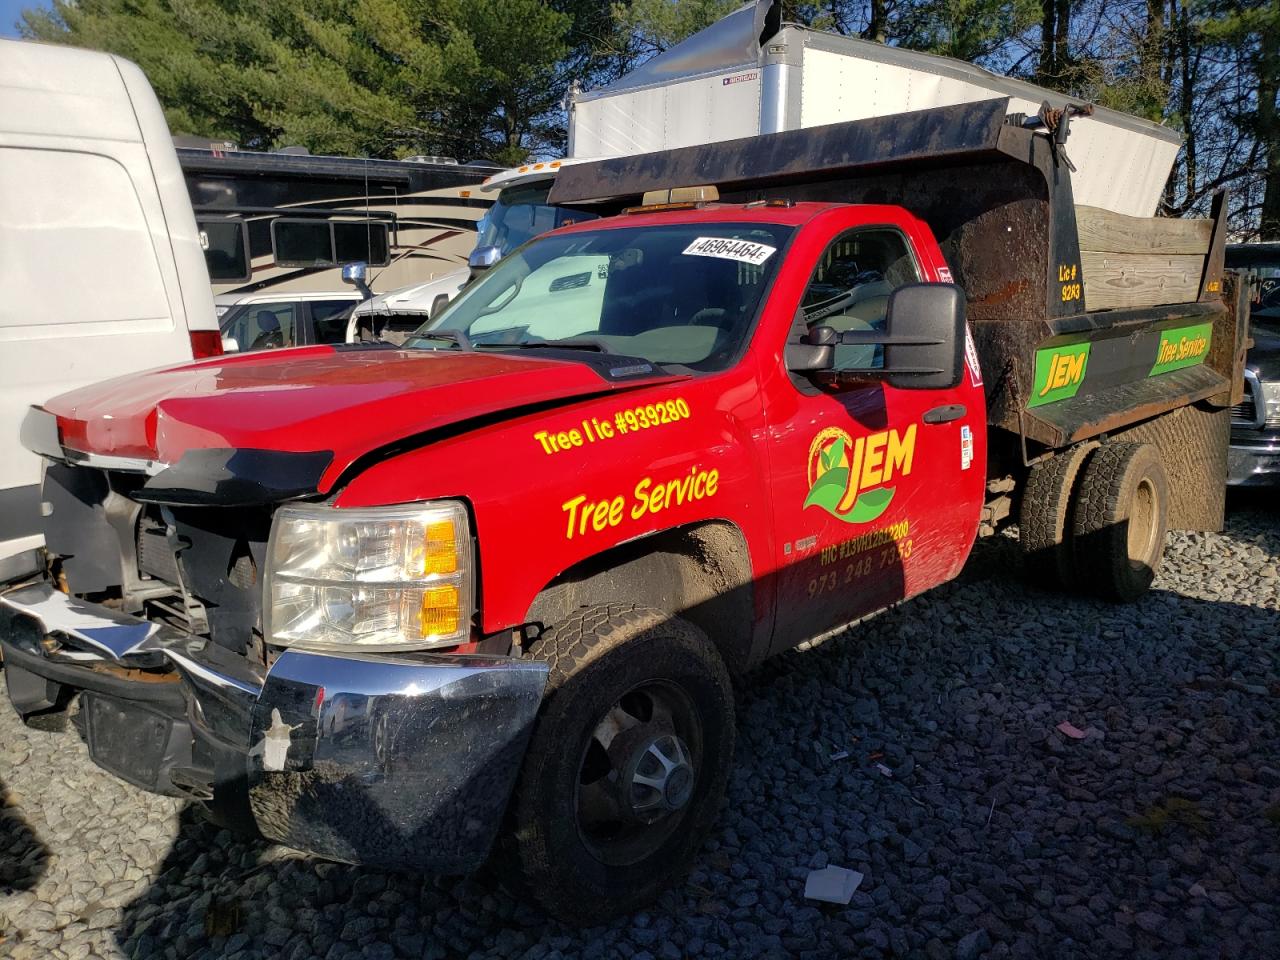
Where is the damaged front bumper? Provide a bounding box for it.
[0,583,548,873]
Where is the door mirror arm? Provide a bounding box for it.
[785,340,834,372]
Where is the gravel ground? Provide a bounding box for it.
[2,495,1277,960]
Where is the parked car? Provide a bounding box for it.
[217,292,363,352]
[1225,242,1280,485]
[0,38,220,579]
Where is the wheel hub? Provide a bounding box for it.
[622,733,695,820]
[574,680,704,865]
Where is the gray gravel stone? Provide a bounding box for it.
[1,498,1278,959]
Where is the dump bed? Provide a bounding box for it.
[550,98,1248,455]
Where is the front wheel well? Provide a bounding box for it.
[524,520,757,674]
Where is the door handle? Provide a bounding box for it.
[923,404,966,424]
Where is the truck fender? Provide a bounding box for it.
[523,519,767,675]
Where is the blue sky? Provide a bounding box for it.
[1,0,47,38]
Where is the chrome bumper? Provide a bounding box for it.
[1227,435,1280,486]
[0,583,548,873]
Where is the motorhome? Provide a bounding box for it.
[180,146,502,301]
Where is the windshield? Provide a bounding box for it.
[1251,265,1280,325]
[1226,250,1280,326]
[413,221,793,372]
[475,183,599,256]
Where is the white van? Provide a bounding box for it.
[0,40,219,578]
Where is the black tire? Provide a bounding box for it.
[1019,442,1096,590]
[502,604,734,924]
[1071,442,1170,602]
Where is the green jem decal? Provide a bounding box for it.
[1150,322,1213,376]
[1028,341,1091,408]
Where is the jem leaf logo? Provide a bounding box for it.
[804,426,915,524]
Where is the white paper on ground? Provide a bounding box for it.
[804,865,864,904]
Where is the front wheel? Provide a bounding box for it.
[502,604,735,924]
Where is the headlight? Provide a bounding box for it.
[1263,380,1280,417]
[264,501,472,652]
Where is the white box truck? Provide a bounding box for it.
[567,0,1181,219]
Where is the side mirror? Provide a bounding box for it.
[221,336,239,353]
[342,261,374,301]
[429,293,452,319]
[880,283,966,390]
[468,245,501,276]
[785,333,834,372]
[786,283,966,390]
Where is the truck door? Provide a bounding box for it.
[763,221,984,653]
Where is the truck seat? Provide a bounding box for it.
[819,281,890,369]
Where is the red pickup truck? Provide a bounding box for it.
[1,103,1246,923]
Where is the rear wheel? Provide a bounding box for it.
[502,604,734,924]
[1071,442,1169,602]
[1019,442,1096,590]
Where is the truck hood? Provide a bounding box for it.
[41,345,673,501]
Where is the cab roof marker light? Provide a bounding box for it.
[622,201,703,215]
[640,185,720,207]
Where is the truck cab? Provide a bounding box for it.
[1225,242,1280,485]
[375,199,984,650]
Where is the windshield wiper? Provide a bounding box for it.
[406,329,473,351]
[479,338,669,379]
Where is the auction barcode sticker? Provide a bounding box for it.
[682,237,777,266]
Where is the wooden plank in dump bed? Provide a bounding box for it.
[1076,205,1212,311]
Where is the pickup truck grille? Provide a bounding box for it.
[1231,396,1257,426]
[136,514,181,585]
[1231,372,1279,431]
[42,462,271,655]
